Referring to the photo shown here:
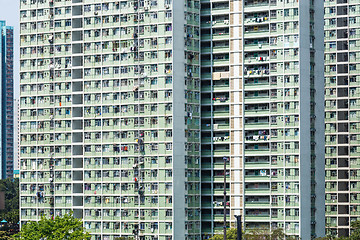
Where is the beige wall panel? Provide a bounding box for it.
[230,39,242,50]
[230,78,235,89]
[230,13,242,24]
[231,132,242,142]
[230,26,242,37]
[231,67,242,77]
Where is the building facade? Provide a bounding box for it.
[0,21,14,179]
[200,0,325,239]
[20,0,200,239]
[324,0,360,237]
[19,0,325,239]
[14,98,20,171]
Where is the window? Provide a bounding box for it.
[166,143,172,150]
[151,157,158,164]
[65,20,71,27]
[165,11,172,18]
[166,210,172,217]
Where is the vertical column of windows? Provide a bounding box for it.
[324,0,360,237]
[184,0,202,239]
[242,0,301,237]
[200,0,231,236]
[19,0,74,226]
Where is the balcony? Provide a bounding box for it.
[245,169,270,181]
[244,67,269,77]
[244,27,269,38]
[244,0,269,11]
[245,15,269,25]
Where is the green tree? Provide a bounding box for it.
[0,231,12,240]
[270,228,285,240]
[209,228,238,240]
[209,228,297,240]
[14,214,90,240]
[315,221,360,240]
[243,228,270,240]
[350,220,360,240]
[0,178,19,237]
[0,179,19,225]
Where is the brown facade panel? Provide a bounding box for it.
[230,53,243,64]
[230,78,243,89]
[230,66,243,77]
[230,131,242,142]
[230,13,242,25]
[230,27,242,39]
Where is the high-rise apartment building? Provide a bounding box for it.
[200,0,325,239]
[0,21,14,179]
[19,0,325,239]
[20,0,200,239]
[324,0,360,237]
[14,98,20,171]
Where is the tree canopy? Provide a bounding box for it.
[0,179,19,225]
[0,231,13,240]
[315,221,360,240]
[14,214,90,240]
[209,228,295,240]
[209,228,238,240]
[209,222,360,240]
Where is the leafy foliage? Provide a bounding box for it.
[14,214,90,240]
[0,179,19,238]
[209,228,238,240]
[349,220,360,240]
[210,223,360,240]
[315,221,360,240]
[0,231,13,240]
[0,179,19,225]
[210,228,297,240]
[210,222,360,240]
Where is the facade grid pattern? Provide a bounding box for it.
[19,0,325,239]
[324,0,360,237]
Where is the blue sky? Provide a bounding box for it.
[0,0,19,98]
